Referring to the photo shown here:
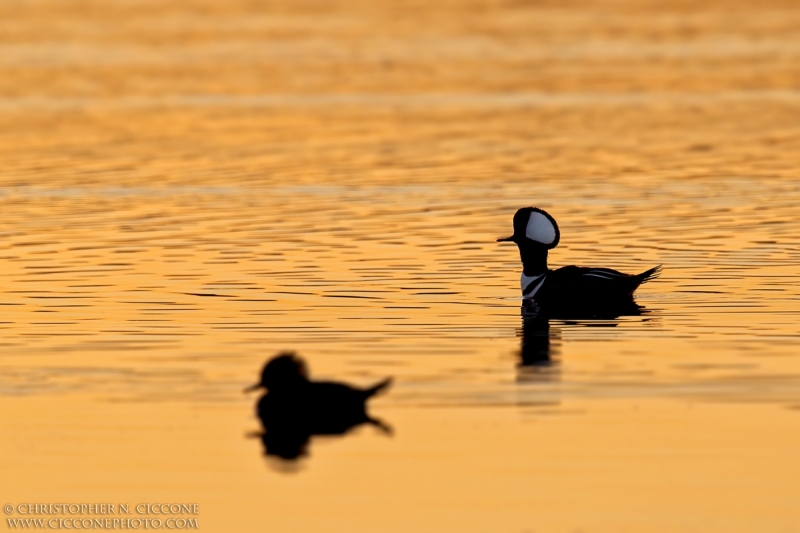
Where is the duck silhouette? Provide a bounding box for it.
[245,352,392,460]
[498,207,660,311]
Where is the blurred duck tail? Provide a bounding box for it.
[364,377,393,398]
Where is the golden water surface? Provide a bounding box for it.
[1,0,800,531]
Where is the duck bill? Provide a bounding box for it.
[496,235,515,243]
[243,383,261,393]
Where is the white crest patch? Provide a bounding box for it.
[525,211,557,245]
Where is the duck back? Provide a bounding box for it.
[535,265,661,304]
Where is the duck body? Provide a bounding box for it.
[256,378,390,435]
[522,264,661,304]
[246,352,391,459]
[499,207,660,308]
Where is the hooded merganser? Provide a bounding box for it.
[245,352,391,459]
[498,207,660,306]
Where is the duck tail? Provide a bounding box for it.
[637,265,662,284]
[363,377,393,399]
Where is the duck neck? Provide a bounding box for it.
[517,242,549,276]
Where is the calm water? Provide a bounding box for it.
[2,1,800,531]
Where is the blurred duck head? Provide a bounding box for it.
[245,352,309,392]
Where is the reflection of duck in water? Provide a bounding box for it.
[516,300,648,381]
[519,302,560,368]
[245,352,392,462]
[497,207,660,311]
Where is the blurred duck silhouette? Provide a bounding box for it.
[245,352,392,462]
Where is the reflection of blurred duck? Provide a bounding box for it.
[245,352,392,461]
[497,207,661,308]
